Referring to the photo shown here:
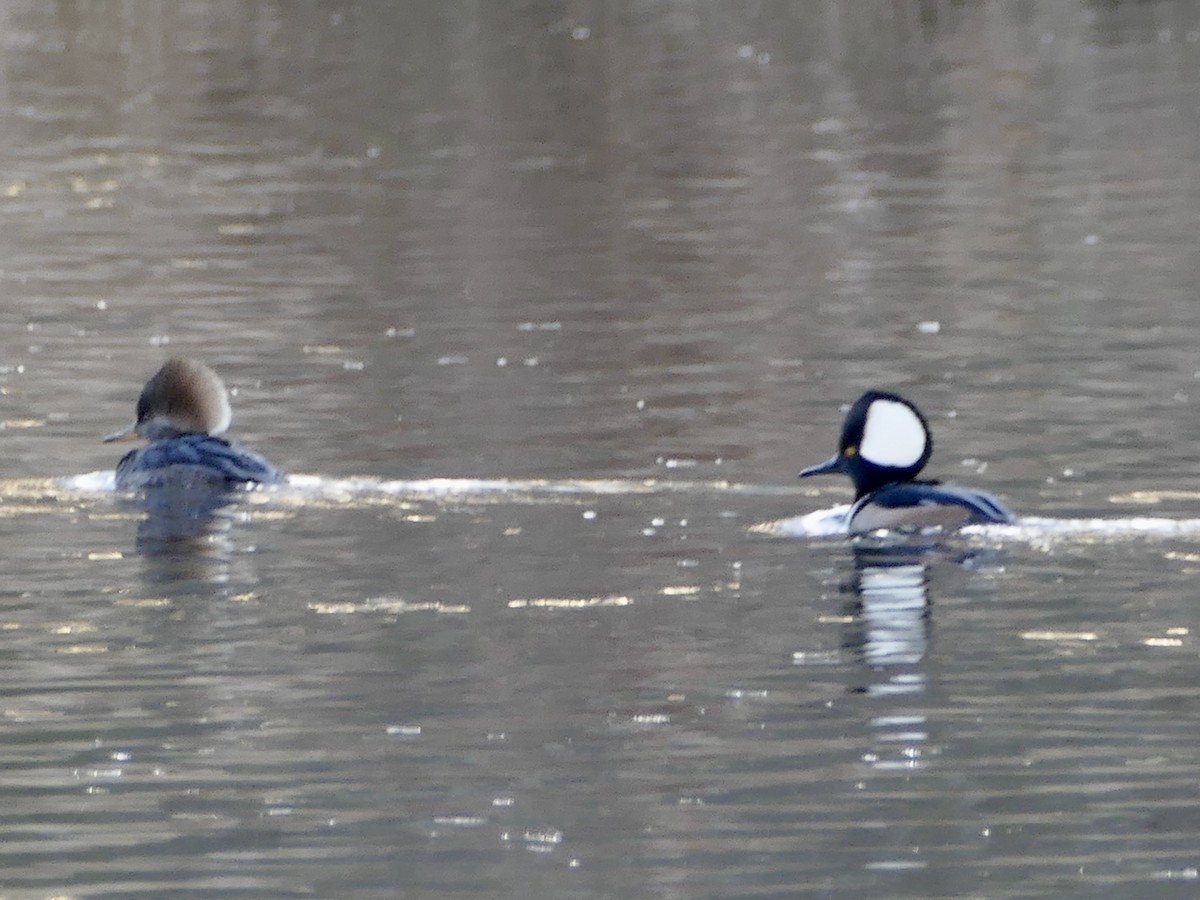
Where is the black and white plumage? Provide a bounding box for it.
[799,390,1014,534]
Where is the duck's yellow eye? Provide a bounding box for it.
[844,446,857,458]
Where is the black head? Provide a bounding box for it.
[799,390,933,499]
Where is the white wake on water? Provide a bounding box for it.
[37,475,1200,543]
[758,504,1200,544]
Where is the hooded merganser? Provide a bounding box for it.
[104,358,281,490]
[799,390,1014,534]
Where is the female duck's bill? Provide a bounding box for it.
[105,358,280,490]
[799,389,1015,534]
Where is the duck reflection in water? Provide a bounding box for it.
[104,358,281,548]
[840,540,1000,680]
[845,542,934,690]
[839,540,1005,770]
[841,541,942,779]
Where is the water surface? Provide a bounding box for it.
[2,1,1200,897]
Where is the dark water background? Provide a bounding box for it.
[1,1,1200,897]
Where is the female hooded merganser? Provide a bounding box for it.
[799,390,1014,534]
[104,358,281,490]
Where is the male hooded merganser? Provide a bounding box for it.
[104,358,281,490]
[799,390,1014,534]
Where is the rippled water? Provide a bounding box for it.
[4,1,1200,897]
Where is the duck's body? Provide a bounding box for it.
[106,358,281,491]
[843,479,1015,533]
[800,390,1013,535]
[113,433,280,490]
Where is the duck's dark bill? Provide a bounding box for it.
[103,424,138,444]
[799,455,846,479]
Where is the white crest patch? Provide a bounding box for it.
[859,399,927,468]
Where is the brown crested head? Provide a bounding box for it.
[104,358,233,443]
